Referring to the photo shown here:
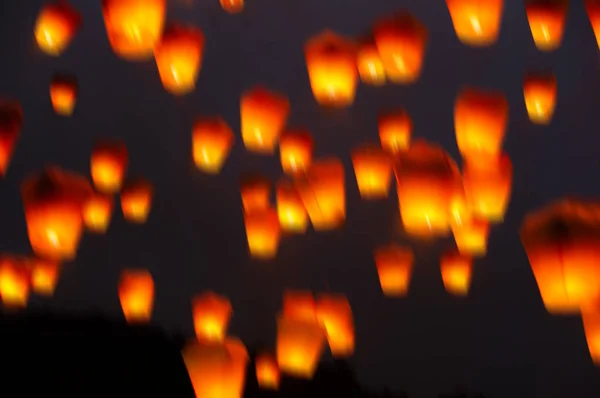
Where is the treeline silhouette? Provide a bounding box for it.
[0,311,485,397]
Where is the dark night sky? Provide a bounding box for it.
[1,0,600,397]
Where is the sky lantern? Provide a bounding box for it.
[244,208,281,259]
[49,73,77,116]
[450,185,474,228]
[276,314,326,379]
[357,40,386,85]
[454,87,508,164]
[520,199,600,315]
[192,117,235,174]
[82,192,114,233]
[276,180,308,234]
[0,255,31,309]
[182,340,233,398]
[585,0,600,49]
[221,0,244,13]
[101,0,166,60]
[523,71,557,125]
[31,259,60,296]
[282,290,318,322]
[0,100,23,177]
[525,0,568,51]
[223,337,249,398]
[90,139,128,194]
[445,0,504,46]
[452,217,490,257]
[378,109,412,154]
[393,140,462,237]
[240,87,290,154]
[373,244,414,297]
[373,11,428,84]
[441,249,473,296]
[316,294,355,358]
[154,24,205,95]
[304,30,358,108]
[351,145,393,199]
[118,268,155,324]
[279,129,314,175]
[240,174,270,213]
[120,178,153,223]
[21,167,92,261]
[192,291,233,342]
[582,309,600,364]
[255,353,280,390]
[34,1,82,56]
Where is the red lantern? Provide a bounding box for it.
[0,100,22,177]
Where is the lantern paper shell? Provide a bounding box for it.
[585,0,600,49]
[82,192,114,233]
[244,208,281,259]
[276,314,326,379]
[282,290,317,322]
[357,41,386,86]
[276,180,308,234]
[255,353,280,390]
[50,73,78,116]
[182,340,233,398]
[374,244,414,296]
[279,129,314,175]
[0,100,23,177]
[445,0,504,46]
[154,24,205,95]
[31,259,60,296]
[351,145,393,199]
[91,139,129,193]
[441,249,473,296]
[223,337,249,397]
[241,87,290,154]
[221,0,244,13]
[452,217,490,256]
[240,174,270,213]
[378,109,412,154]
[118,269,155,324]
[525,0,568,51]
[523,72,557,125]
[0,256,31,308]
[192,291,233,342]
[520,199,600,315]
[121,178,153,223]
[316,294,355,358]
[192,117,235,174]
[373,11,428,84]
[304,31,358,108]
[582,309,600,364]
[450,186,474,228]
[21,167,92,261]
[101,0,166,60]
[34,1,82,56]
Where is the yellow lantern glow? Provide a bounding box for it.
[357,40,386,85]
[192,291,232,342]
[523,71,557,125]
[351,145,393,199]
[118,268,154,323]
[241,87,290,154]
[0,255,31,308]
[34,1,82,56]
[316,294,355,357]
[276,314,326,379]
[452,217,490,256]
[0,100,23,177]
[192,117,235,173]
[525,0,568,51]
[255,353,280,390]
[182,340,233,398]
[373,244,414,296]
[276,180,308,233]
[440,249,473,296]
[585,0,600,49]
[378,109,412,154]
[445,0,504,46]
[221,0,244,13]
[240,174,270,213]
[50,73,77,116]
[91,139,128,194]
[279,129,314,175]
[82,192,114,233]
[244,208,281,259]
[282,290,317,322]
[582,309,600,364]
[120,178,153,223]
[31,259,60,296]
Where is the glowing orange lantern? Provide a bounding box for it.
[154,24,205,95]
[582,309,600,364]
[90,139,128,194]
[101,0,166,60]
[276,180,308,233]
[255,353,280,390]
[351,145,393,199]
[378,109,412,154]
[373,11,428,84]
[192,117,235,174]
[454,88,508,164]
[282,290,317,322]
[192,291,232,342]
[525,0,568,51]
[223,337,249,397]
[316,294,355,357]
[82,192,114,233]
[585,0,600,49]
[244,208,281,259]
[240,174,270,213]
[0,100,23,177]
[21,167,92,261]
[118,268,154,323]
[373,244,414,296]
[276,314,326,379]
[49,73,77,116]
[120,178,153,223]
[441,249,473,296]
[523,72,557,125]
[357,40,386,85]
[31,259,60,296]
[0,255,31,308]
[450,185,474,228]
[221,0,244,13]
[279,129,314,175]
[445,0,504,46]
[520,199,600,315]
[452,217,490,256]
[34,1,82,56]
[241,87,290,154]
[182,340,233,398]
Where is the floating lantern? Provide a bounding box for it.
[90,139,128,193]
[192,291,232,342]
[244,208,281,259]
[304,30,358,108]
[279,129,314,175]
[351,145,393,199]
[118,268,154,323]
[34,1,82,56]
[276,314,326,379]
[101,0,166,60]
[82,192,114,233]
[0,100,23,177]
[523,71,557,125]
[452,217,490,256]
[240,174,270,213]
[378,109,412,154]
[450,186,474,228]
[221,0,244,13]
[585,0,600,49]
[373,244,414,296]
[282,290,317,322]
[445,0,504,46]
[120,178,153,223]
[50,73,77,116]
[316,294,355,357]
[276,180,308,233]
[240,87,290,154]
[582,309,600,364]
[31,259,60,296]
[525,0,568,51]
[255,353,280,390]
[182,340,233,398]
[0,255,31,308]
[441,249,473,296]
[192,117,235,174]
[223,338,249,397]
[373,11,428,84]
[154,24,205,95]
[357,40,386,85]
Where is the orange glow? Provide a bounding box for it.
[220,0,244,13]
[282,290,317,322]
[0,100,23,177]
[445,0,504,46]
[520,199,600,315]
[192,117,235,173]
[276,180,308,233]
[373,11,428,84]
[582,309,600,364]
[450,186,474,228]
[101,0,166,60]
[21,167,92,261]
[82,192,114,233]
[316,294,355,357]
[120,178,153,223]
[90,139,128,194]
[452,217,490,256]
[585,0,600,49]
[454,88,508,163]
[393,140,462,237]
[357,41,386,85]
[378,109,412,154]
[192,292,232,342]
[49,73,77,116]
[118,268,154,323]
[0,256,31,308]
[255,353,280,390]
[241,87,290,154]
[244,208,281,259]
[304,30,358,108]
[441,249,473,296]
[34,1,82,56]
[154,24,205,95]
[31,259,60,296]
[523,72,557,125]
[240,174,270,213]
[276,314,326,379]
[182,340,233,398]
[525,0,568,51]
[351,145,393,199]
[373,244,414,296]
[279,129,314,175]
[223,337,249,397]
